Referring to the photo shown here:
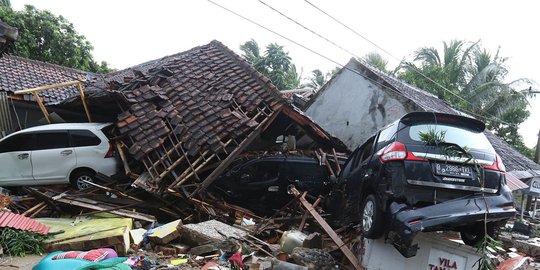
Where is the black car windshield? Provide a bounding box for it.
[407,124,494,152]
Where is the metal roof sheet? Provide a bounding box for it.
[0,211,50,235]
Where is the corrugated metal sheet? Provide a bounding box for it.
[0,91,12,138]
[0,211,49,235]
[506,172,529,191]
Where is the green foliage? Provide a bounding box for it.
[0,0,9,7]
[474,234,501,270]
[240,39,300,90]
[418,129,447,145]
[420,128,498,270]
[362,52,389,72]
[302,69,329,91]
[398,40,533,156]
[0,5,112,73]
[0,228,47,256]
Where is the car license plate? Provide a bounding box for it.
[434,163,472,178]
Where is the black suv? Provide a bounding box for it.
[213,152,339,215]
[338,112,515,257]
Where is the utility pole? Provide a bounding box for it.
[528,88,540,163]
[534,131,540,164]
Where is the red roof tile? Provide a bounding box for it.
[0,211,49,235]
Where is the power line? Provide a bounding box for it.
[301,0,518,127]
[303,0,399,61]
[257,0,357,57]
[207,0,512,128]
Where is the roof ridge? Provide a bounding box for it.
[105,41,215,77]
[209,40,286,104]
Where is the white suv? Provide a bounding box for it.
[0,123,119,190]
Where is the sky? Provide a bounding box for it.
[9,0,540,148]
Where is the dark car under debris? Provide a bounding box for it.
[336,112,516,257]
[212,151,342,215]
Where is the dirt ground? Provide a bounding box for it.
[0,254,45,270]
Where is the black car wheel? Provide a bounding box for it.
[70,169,96,190]
[460,222,495,246]
[361,194,384,238]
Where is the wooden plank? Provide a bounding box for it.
[290,187,364,270]
[299,196,322,231]
[195,111,273,193]
[52,195,156,222]
[31,92,50,123]
[22,201,46,217]
[76,82,92,122]
[332,148,342,175]
[116,142,132,176]
[14,80,82,94]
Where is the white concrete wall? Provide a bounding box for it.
[305,65,415,150]
[361,233,481,270]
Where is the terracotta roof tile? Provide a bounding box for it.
[0,55,90,105]
[113,41,285,161]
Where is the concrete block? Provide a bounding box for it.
[180,219,248,245]
[148,219,182,245]
[130,228,147,247]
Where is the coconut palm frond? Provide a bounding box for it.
[443,40,464,67]
[414,47,441,67]
[240,39,261,64]
[363,52,389,72]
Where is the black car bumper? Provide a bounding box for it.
[387,191,515,257]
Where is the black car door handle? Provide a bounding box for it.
[17,153,29,160]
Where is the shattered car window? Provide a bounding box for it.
[406,124,494,151]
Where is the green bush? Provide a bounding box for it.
[0,228,47,257]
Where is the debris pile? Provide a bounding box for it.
[0,178,366,269]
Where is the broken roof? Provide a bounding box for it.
[114,40,285,160]
[312,58,540,176]
[109,40,345,192]
[0,55,89,105]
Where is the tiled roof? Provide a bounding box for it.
[350,58,540,174]
[505,172,529,191]
[0,211,50,235]
[114,40,286,161]
[0,55,89,105]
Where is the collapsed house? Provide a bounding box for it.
[0,40,347,195]
[106,41,347,194]
[304,58,538,189]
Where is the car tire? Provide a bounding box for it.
[460,222,495,246]
[361,194,384,239]
[70,169,96,190]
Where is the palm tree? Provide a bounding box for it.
[398,40,533,151]
[362,52,389,72]
[240,39,300,90]
[400,40,529,118]
[302,69,327,91]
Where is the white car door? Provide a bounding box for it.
[31,131,76,184]
[0,133,36,186]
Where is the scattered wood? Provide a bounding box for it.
[290,186,364,270]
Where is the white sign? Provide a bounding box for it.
[427,248,467,270]
[529,177,540,195]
